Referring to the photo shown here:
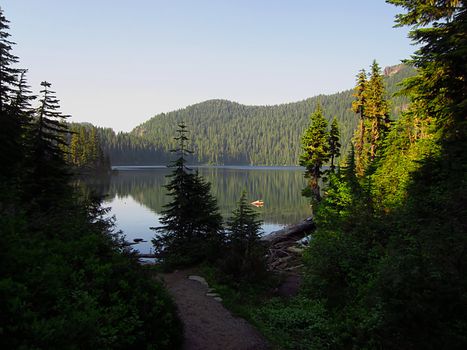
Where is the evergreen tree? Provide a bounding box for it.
[298,3,467,348]
[328,117,341,172]
[78,126,89,164]
[8,70,35,180]
[0,8,21,177]
[69,129,81,166]
[65,124,109,173]
[11,70,35,117]
[366,60,390,161]
[25,81,70,207]
[0,8,182,349]
[224,191,266,282]
[351,69,368,176]
[299,104,330,202]
[152,123,223,268]
[89,127,100,162]
[0,7,18,112]
[342,144,358,187]
[351,62,390,175]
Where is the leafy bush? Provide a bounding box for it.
[251,297,334,350]
[0,202,182,350]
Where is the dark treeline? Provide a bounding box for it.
[0,7,181,349]
[64,123,111,174]
[93,64,414,166]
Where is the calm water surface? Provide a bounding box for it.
[91,166,311,255]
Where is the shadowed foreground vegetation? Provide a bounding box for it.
[0,7,182,349]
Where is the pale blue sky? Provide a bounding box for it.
[2,0,414,132]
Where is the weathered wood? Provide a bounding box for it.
[121,242,138,247]
[263,218,316,272]
[287,246,304,254]
[120,238,147,247]
[137,253,157,259]
[261,218,315,244]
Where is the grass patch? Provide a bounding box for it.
[197,264,332,349]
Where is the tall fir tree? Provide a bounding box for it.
[351,69,368,176]
[11,70,35,117]
[152,122,223,268]
[366,60,390,161]
[351,62,390,175]
[69,129,81,166]
[299,104,330,202]
[25,81,70,207]
[224,191,266,282]
[65,124,108,172]
[328,117,341,172]
[9,70,35,177]
[0,7,18,112]
[0,7,22,177]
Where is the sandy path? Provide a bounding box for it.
[162,270,269,350]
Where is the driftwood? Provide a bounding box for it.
[261,218,315,244]
[121,242,138,247]
[120,238,148,247]
[262,218,315,273]
[137,253,157,259]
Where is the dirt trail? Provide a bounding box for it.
[162,270,269,350]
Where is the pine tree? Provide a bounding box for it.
[65,124,109,172]
[351,62,390,175]
[299,104,330,202]
[0,8,22,177]
[11,69,34,113]
[387,0,465,138]
[69,129,81,166]
[152,123,223,268]
[25,81,70,207]
[366,60,390,161]
[328,117,341,172]
[0,7,18,113]
[89,127,100,164]
[342,144,357,185]
[7,70,36,169]
[224,191,266,282]
[351,69,368,176]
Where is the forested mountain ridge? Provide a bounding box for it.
[97,64,415,165]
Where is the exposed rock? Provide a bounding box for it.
[213,297,223,302]
[384,64,404,76]
[206,292,220,297]
[188,275,209,287]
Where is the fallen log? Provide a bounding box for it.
[137,253,157,259]
[120,238,148,247]
[261,218,315,245]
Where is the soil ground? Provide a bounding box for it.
[161,270,270,350]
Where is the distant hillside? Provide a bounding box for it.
[97,64,415,165]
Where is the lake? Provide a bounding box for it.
[85,166,312,256]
